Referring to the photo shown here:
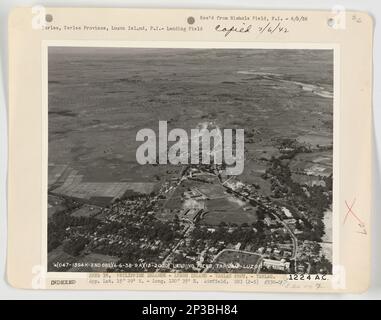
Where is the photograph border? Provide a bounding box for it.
[41,40,340,288]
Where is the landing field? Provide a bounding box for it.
[202,198,257,226]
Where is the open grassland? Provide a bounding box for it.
[49,48,333,186]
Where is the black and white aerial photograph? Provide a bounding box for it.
[47,47,333,274]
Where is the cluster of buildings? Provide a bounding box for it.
[260,259,291,272]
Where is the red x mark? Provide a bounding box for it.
[343,198,364,227]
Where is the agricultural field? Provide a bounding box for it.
[70,205,102,218]
[49,165,157,204]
